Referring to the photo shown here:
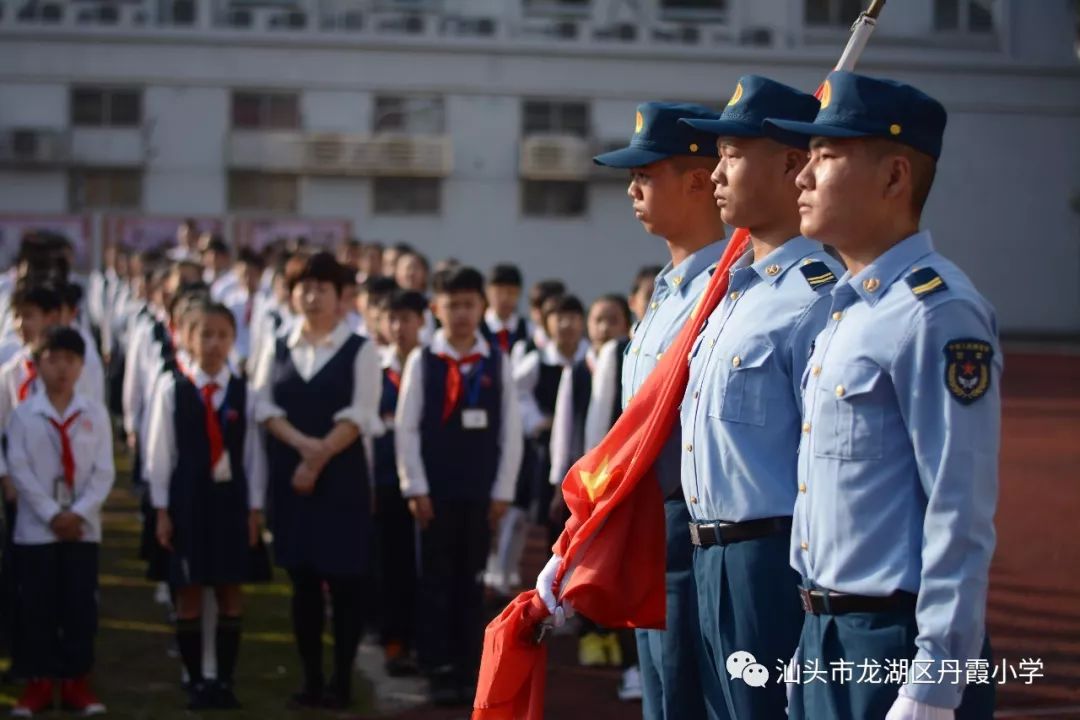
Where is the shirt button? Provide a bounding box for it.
[802,422,811,433]
[811,365,821,376]
[650,302,658,310]
[799,483,807,493]
[657,352,664,360]
[832,311,843,322]
[690,496,698,504]
[835,384,845,397]
[685,444,693,452]
[729,291,741,301]
[732,355,741,368]
[632,347,639,355]
[800,541,809,551]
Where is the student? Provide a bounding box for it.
[393,249,430,294]
[8,327,114,717]
[357,241,384,283]
[512,279,565,366]
[394,266,523,706]
[357,275,399,347]
[58,282,105,406]
[145,302,265,710]
[547,294,632,670]
[628,265,663,326]
[372,289,427,677]
[339,271,365,336]
[482,264,529,355]
[336,237,363,272]
[251,251,382,710]
[223,248,266,371]
[202,236,237,302]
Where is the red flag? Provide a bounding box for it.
[472,230,749,719]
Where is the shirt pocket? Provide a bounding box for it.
[813,363,884,460]
[708,342,774,427]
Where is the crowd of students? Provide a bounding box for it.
[0,224,650,715]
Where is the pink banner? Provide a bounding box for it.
[103,215,224,252]
[232,217,352,252]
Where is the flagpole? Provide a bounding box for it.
[835,0,887,72]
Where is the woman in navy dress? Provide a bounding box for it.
[251,251,382,710]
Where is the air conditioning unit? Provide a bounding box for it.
[363,134,452,177]
[0,129,68,166]
[520,135,591,181]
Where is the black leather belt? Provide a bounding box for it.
[799,587,917,616]
[688,516,792,547]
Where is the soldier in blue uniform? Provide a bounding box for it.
[675,75,841,720]
[540,102,727,720]
[763,71,1000,720]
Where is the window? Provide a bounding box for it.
[934,0,995,33]
[804,0,863,27]
[70,87,141,127]
[373,95,445,134]
[373,178,441,215]
[522,180,587,218]
[228,172,299,212]
[69,169,142,210]
[522,0,590,16]
[231,91,301,130]
[522,100,590,138]
[660,0,727,19]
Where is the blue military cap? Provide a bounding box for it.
[762,71,948,159]
[593,102,721,168]
[678,75,820,148]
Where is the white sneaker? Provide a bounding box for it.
[617,665,643,702]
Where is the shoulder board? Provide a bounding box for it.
[799,261,838,290]
[905,267,948,300]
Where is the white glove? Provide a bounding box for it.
[535,553,575,625]
[885,694,954,720]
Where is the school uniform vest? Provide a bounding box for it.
[373,368,400,488]
[419,348,502,502]
[534,359,563,438]
[266,334,371,576]
[169,375,250,586]
[151,319,177,372]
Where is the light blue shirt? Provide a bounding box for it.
[681,237,842,522]
[622,239,726,496]
[790,231,1001,709]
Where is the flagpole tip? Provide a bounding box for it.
[865,0,886,19]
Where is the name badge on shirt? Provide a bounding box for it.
[54,478,73,510]
[213,453,233,483]
[461,408,489,431]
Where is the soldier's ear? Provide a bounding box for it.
[882,153,912,203]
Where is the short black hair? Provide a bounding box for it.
[236,247,264,268]
[593,293,633,329]
[293,251,346,294]
[529,279,566,309]
[202,234,229,256]
[489,264,523,288]
[32,325,86,361]
[632,266,662,294]
[391,242,414,255]
[380,289,429,316]
[360,274,399,300]
[433,266,485,297]
[59,282,83,310]
[397,249,430,272]
[192,301,238,333]
[553,294,586,317]
[12,283,63,315]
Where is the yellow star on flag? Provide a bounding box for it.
[580,455,614,502]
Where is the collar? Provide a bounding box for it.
[485,309,520,333]
[29,391,89,424]
[541,338,590,367]
[657,240,726,296]
[839,231,935,307]
[188,364,232,390]
[430,329,491,360]
[380,345,404,374]
[742,236,822,285]
[287,319,351,350]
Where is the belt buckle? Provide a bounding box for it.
[799,588,816,615]
[688,522,701,547]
